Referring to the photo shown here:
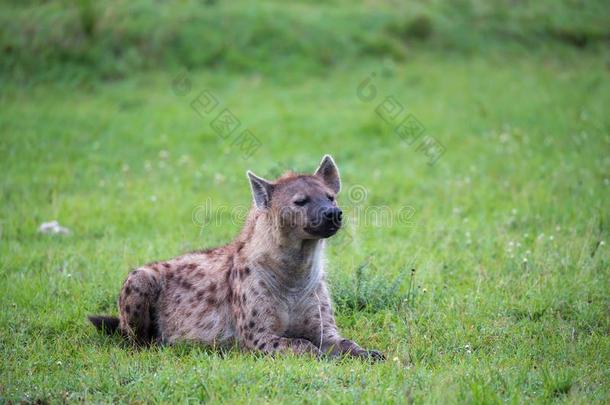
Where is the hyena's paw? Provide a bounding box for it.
[331,339,386,362]
[249,336,322,358]
[359,349,386,362]
[288,337,324,358]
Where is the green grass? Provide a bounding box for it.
[1,1,610,403]
[2,52,608,403]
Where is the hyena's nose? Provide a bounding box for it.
[323,208,343,225]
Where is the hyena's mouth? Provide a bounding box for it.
[304,223,341,238]
[305,207,343,238]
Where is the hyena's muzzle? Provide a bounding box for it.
[304,203,343,238]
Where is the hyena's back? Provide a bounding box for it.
[91,247,236,345]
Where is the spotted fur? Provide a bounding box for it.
[89,155,384,361]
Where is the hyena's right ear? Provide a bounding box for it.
[246,171,274,209]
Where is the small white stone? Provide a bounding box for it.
[38,221,71,235]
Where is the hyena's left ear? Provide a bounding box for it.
[314,154,341,193]
[246,170,274,209]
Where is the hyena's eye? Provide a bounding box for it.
[327,194,335,202]
[293,196,309,206]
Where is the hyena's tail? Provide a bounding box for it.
[88,315,120,335]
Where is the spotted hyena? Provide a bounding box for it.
[89,155,384,360]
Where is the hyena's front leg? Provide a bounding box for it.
[241,333,322,357]
[234,292,321,357]
[306,285,385,361]
[236,312,322,356]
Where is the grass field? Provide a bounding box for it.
[1,1,609,404]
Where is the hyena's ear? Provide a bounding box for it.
[246,171,274,209]
[314,154,341,193]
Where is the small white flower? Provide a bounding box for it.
[159,150,169,159]
[150,195,157,202]
[178,154,190,166]
[523,257,528,263]
[122,163,130,173]
[549,235,554,241]
[600,241,606,246]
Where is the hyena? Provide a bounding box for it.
[89,155,384,360]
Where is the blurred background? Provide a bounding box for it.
[1,0,609,79]
[1,0,609,403]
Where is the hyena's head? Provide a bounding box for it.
[247,155,342,239]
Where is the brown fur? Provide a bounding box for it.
[90,155,384,360]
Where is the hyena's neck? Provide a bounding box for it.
[237,209,325,292]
